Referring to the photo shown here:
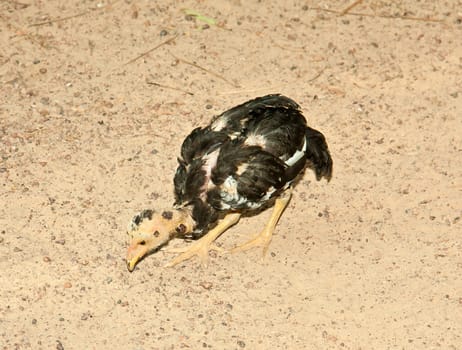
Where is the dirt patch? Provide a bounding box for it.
[1,1,461,349]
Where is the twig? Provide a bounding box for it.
[123,35,178,66]
[0,14,48,48]
[147,81,194,96]
[28,1,120,27]
[310,6,443,23]
[29,10,92,27]
[218,66,326,95]
[306,65,327,83]
[339,0,363,16]
[2,0,29,9]
[170,52,240,88]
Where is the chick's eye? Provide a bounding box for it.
[175,224,186,234]
[139,240,146,245]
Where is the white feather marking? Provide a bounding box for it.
[284,137,307,167]
[223,176,238,196]
[220,176,261,209]
[201,149,220,196]
[260,186,277,201]
[211,116,228,131]
[236,163,248,176]
[244,133,266,148]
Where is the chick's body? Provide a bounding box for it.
[126,94,332,271]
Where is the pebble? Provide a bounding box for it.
[81,312,92,320]
[63,282,72,288]
[56,340,64,350]
[43,256,51,263]
[237,340,246,348]
[200,281,213,290]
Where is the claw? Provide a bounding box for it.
[163,242,224,267]
[163,213,241,267]
[230,192,291,258]
[230,228,272,257]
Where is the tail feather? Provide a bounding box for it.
[305,126,333,181]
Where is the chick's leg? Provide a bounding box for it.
[165,212,241,267]
[231,189,292,257]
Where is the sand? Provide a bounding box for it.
[1,1,461,349]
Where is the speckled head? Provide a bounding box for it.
[126,208,195,272]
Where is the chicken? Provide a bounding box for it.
[126,94,332,271]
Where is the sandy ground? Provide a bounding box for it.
[1,1,461,349]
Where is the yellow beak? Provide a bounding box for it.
[126,243,148,272]
[126,258,138,272]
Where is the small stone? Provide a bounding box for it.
[78,259,89,266]
[200,281,213,290]
[32,318,37,325]
[237,340,246,348]
[81,312,92,320]
[55,239,65,245]
[56,340,64,350]
[160,29,168,36]
[287,33,297,41]
[39,68,47,74]
[43,256,51,263]
[63,281,72,288]
[205,104,213,109]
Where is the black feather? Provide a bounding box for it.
[172,94,333,236]
[305,126,333,181]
